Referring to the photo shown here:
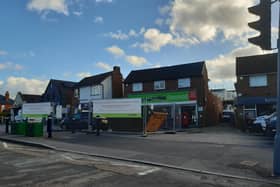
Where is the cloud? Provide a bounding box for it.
[0,80,3,87]
[94,16,104,23]
[0,62,24,71]
[105,28,145,40]
[106,45,125,57]
[125,55,148,67]
[106,45,148,67]
[95,62,112,71]
[27,0,69,15]
[73,11,83,16]
[0,50,8,56]
[168,0,255,42]
[140,0,256,52]
[138,28,198,52]
[155,18,164,26]
[96,0,113,3]
[3,76,48,97]
[76,72,91,79]
[206,44,271,88]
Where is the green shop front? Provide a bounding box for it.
[128,90,200,131]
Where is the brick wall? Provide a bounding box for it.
[236,73,277,97]
[111,66,123,98]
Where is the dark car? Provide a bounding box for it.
[221,110,235,123]
[60,113,89,132]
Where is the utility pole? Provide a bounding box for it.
[273,0,280,176]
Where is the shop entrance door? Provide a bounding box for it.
[180,105,196,128]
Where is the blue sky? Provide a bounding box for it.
[0,0,278,97]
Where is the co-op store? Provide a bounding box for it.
[127,90,202,131]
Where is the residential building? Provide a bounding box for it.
[14,92,42,108]
[124,61,212,130]
[235,53,277,121]
[42,79,77,113]
[75,66,123,110]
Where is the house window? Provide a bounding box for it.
[132,83,143,92]
[178,78,191,88]
[249,75,267,87]
[91,85,101,96]
[154,80,165,90]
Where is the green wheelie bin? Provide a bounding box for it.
[16,122,27,135]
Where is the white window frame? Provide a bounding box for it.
[91,85,102,96]
[132,83,143,92]
[154,80,165,90]
[178,78,191,88]
[249,75,267,87]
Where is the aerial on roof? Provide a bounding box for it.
[124,61,205,83]
[236,53,277,75]
[76,71,112,88]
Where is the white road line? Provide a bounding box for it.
[138,168,160,176]
[2,142,8,148]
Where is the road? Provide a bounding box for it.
[0,142,277,187]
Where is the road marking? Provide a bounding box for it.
[2,142,8,148]
[138,168,160,176]
[62,154,75,161]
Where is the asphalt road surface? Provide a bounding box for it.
[0,142,278,187]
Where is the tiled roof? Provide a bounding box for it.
[76,72,112,87]
[236,53,277,75]
[124,61,205,83]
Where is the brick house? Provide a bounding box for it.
[75,66,123,110]
[124,61,210,129]
[235,53,277,122]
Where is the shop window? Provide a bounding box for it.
[91,85,101,96]
[249,75,267,87]
[132,83,143,92]
[154,80,165,90]
[178,78,190,88]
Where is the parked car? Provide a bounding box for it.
[265,115,277,136]
[250,112,276,134]
[221,110,234,123]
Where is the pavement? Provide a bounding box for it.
[0,124,279,186]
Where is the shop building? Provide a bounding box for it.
[124,61,209,129]
[235,53,277,121]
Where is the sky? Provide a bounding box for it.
[0,0,278,98]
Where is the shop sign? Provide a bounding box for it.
[92,98,141,118]
[22,102,52,118]
[128,91,192,104]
